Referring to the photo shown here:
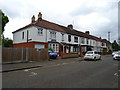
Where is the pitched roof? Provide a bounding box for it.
[102,39,111,44]
[59,25,103,42]
[12,19,65,33]
[12,18,108,43]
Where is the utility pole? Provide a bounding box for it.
[108,32,110,42]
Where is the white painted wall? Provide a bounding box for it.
[13,26,46,44]
[13,26,69,45]
[13,25,106,50]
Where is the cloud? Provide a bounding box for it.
[0,0,119,43]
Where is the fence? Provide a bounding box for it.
[2,48,49,63]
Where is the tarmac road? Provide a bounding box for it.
[2,55,119,88]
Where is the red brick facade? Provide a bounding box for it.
[13,41,48,48]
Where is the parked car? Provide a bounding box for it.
[113,51,120,60]
[84,51,101,61]
[112,51,118,56]
[48,50,57,59]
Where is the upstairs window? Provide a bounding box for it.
[61,33,64,41]
[87,39,89,44]
[74,36,78,43]
[68,35,71,42]
[38,28,43,35]
[22,32,24,39]
[81,37,85,44]
[50,31,56,40]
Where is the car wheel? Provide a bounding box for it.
[113,58,116,60]
[94,57,97,61]
[99,56,101,60]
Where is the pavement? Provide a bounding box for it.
[1,57,84,73]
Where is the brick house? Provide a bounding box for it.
[12,12,109,56]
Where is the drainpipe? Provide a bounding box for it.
[27,30,32,43]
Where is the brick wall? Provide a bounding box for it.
[13,41,48,48]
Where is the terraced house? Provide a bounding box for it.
[12,12,111,56]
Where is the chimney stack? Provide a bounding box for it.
[38,12,42,20]
[31,15,35,23]
[67,24,73,30]
[85,31,90,35]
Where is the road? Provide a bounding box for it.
[2,55,119,88]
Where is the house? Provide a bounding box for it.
[12,12,109,56]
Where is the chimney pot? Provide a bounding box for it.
[38,12,42,20]
[85,31,90,35]
[67,24,73,30]
[31,15,35,23]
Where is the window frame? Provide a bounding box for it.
[22,32,24,39]
[61,33,64,41]
[74,36,78,43]
[81,37,85,44]
[49,43,58,52]
[50,31,56,40]
[38,28,43,35]
[68,35,71,42]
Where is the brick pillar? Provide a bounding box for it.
[80,45,83,57]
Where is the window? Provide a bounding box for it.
[50,31,56,40]
[81,37,84,44]
[87,38,89,44]
[61,33,64,41]
[56,44,58,52]
[68,35,71,42]
[38,28,43,35]
[73,46,78,53]
[94,51,98,54]
[53,44,55,51]
[49,43,58,52]
[90,40,92,45]
[22,32,24,39]
[74,36,78,43]
[93,40,96,46]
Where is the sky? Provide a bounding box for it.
[0,0,119,43]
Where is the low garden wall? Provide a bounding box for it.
[61,53,79,59]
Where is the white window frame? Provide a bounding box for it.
[74,36,78,43]
[81,37,85,44]
[61,33,64,41]
[22,31,24,39]
[50,31,56,40]
[49,43,58,52]
[38,28,43,35]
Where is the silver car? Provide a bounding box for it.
[84,51,101,60]
[113,51,120,60]
[112,51,118,56]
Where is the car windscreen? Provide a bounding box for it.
[86,52,93,54]
[118,52,120,55]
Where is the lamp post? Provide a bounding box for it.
[108,32,110,42]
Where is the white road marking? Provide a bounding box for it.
[114,73,118,76]
[29,72,38,76]
[62,61,76,65]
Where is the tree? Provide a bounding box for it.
[2,38,13,47]
[112,40,120,51]
[0,10,9,46]
[0,10,9,33]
